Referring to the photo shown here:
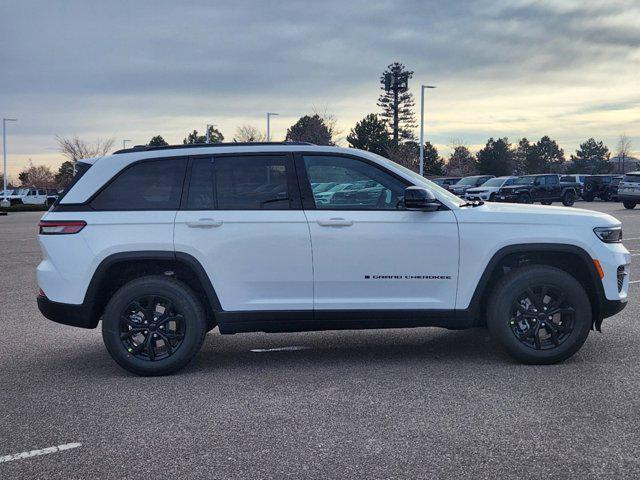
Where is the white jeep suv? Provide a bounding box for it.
[37,143,630,375]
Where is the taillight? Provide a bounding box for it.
[38,220,86,235]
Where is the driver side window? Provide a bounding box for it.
[303,155,407,210]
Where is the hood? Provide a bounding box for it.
[455,202,620,228]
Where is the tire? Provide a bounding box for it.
[562,191,575,207]
[541,200,553,205]
[517,193,531,204]
[102,275,207,376]
[600,191,610,202]
[489,193,496,202]
[486,265,592,364]
[582,192,594,202]
[623,200,636,210]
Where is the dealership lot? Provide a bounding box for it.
[1,203,640,479]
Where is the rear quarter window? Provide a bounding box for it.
[90,158,187,210]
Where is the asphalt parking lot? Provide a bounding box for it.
[1,202,639,479]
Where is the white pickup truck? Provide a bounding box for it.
[4,188,58,206]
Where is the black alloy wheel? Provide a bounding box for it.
[508,285,575,351]
[119,295,186,361]
[562,191,575,206]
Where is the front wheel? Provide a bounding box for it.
[623,200,637,210]
[517,193,532,204]
[541,200,553,205]
[102,276,207,376]
[562,191,575,206]
[489,193,496,202]
[487,265,592,364]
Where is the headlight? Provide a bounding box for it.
[594,226,622,243]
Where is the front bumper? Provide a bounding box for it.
[494,193,519,202]
[37,294,97,329]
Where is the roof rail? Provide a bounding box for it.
[113,141,316,154]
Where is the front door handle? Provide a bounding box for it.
[186,218,223,228]
[317,218,354,227]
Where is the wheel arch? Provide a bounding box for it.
[467,243,606,329]
[83,251,222,329]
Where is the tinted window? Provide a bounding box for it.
[546,176,559,185]
[304,155,407,210]
[504,178,516,186]
[91,158,187,210]
[624,174,640,184]
[560,176,572,182]
[188,155,291,210]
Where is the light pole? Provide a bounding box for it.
[419,85,436,177]
[123,139,132,149]
[3,118,17,197]
[266,112,279,142]
[205,124,217,144]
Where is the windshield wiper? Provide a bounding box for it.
[459,200,484,207]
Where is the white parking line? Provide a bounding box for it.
[251,346,309,353]
[0,443,81,464]
[624,237,640,241]
[629,280,640,284]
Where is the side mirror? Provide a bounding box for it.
[404,186,439,212]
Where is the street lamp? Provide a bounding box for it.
[2,118,17,198]
[205,124,217,144]
[419,85,436,177]
[123,139,132,149]
[266,112,279,142]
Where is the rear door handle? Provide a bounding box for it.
[317,218,353,227]
[186,218,223,228]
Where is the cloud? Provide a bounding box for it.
[0,0,638,176]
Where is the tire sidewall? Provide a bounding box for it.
[102,276,206,376]
[487,267,592,364]
[562,191,575,206]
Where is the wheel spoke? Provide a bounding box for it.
[532,327,542,349]
[157,313,183,326]
[120,328,145,340]
[545,323,560,346]
[525,288,544,311]
[146,335,156,360]
[145,295,157,320]
[163,331,185,341]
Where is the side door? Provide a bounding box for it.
[546,175,560,198]
[174,154,313,312]
[531,176,546,201]
[298,153,459,311]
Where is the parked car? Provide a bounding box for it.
[431,177,462,191]
[465,176,518,202]
[582,175,623,202]
[617,171,640,209]
[449,175,495,197]
[5,188,50,205]
[560,174,588,188]
[495,174,579,206]
[37,142,629,375]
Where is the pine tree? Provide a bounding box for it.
[476,138,513,176]
[527,136,565,173]
[513,138,531,175]
[423,142,445,176]
[377,62,417,144]
[446,145,477,176]
[569,138,612,174]
[183,127,224,144]
[347,114,389,155]
[148,135,168,146]
[285,114,333,145]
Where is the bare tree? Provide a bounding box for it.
[56,136,115,165]
[616,133,632,174]
[233,125,266,142]
[445,139,477,176]
[313,106,343,145]
[18,161,56,188]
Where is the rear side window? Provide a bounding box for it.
[91,158,187,210]
[624,174,640,184]
[546,176,559,185]
[187,155,292,210]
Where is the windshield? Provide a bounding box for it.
[457,176,481,186]
[514,176,535,185]
[367,153,466,206]
[482,178,507,187]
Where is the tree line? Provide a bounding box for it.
[13,61,633,189]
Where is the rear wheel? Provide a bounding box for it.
[562,191,575,206]
[582,192,594,202]
[600,191,610,202]
[102,276,207,376]
[487,266,592,364]
[623,200,637,209]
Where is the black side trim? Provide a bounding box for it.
[37,295,94,329]
[216,309,472,334]
[468,243,609,328]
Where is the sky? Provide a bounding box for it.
[1,0,639,179]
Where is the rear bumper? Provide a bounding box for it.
[37,295,97,329]
[618,193,640,202]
